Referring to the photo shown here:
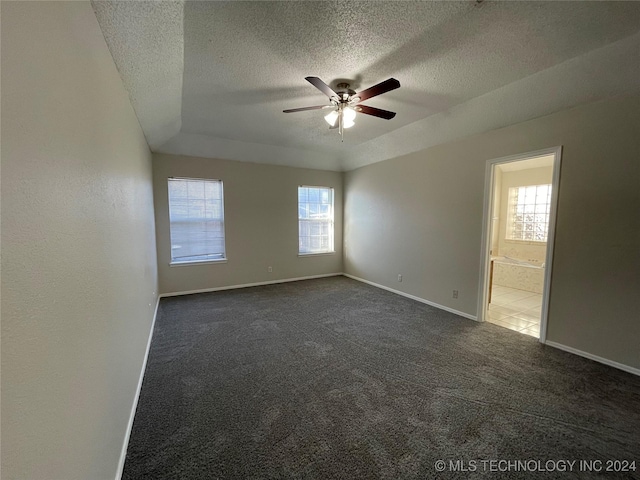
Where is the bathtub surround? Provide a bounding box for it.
[498,244,547,266]
[492,256,546,294]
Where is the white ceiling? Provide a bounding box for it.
[92,1,640,171]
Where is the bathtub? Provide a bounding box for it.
[491,256,545,294]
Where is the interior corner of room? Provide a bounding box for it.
[2,1,639,479]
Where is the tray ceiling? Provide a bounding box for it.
[93,1,640,171]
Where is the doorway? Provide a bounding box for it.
[477,147,562,342]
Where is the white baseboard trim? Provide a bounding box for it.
[115,296,161,480]
[159,272,344,298]
[343,273,477,321]
[544,341,640,377]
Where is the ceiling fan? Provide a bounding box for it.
[283,76,401,141]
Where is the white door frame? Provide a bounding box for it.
[476,146,563,343]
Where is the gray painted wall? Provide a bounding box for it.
[153,154,343,294]
[344,92,640,369]
[1,2,158,479]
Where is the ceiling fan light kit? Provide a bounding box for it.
[324,105,356,129]
[284,76,400,141]
[324,109,339,127]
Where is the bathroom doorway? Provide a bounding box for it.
[477,148,562,341]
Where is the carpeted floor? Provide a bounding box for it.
[123,276,640,479]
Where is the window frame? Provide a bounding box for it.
[297,185,335,256]
[167,177,227,266]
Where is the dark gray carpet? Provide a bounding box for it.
[123,276,640,479]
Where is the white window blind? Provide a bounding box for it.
[298,186,334,254]
[507,184,551,242]
[168,178,226,263]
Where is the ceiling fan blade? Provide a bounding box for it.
[356,78,401,102]
[357,104,397,120]
[283,105,328,113]
[305,77,339,100]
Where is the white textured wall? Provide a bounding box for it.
[1,2,158,479]
[344,92,640,370]
[153,154,343,294]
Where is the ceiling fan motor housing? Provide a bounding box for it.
[335,83,357,99]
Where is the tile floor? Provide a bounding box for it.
[487,285,542,338]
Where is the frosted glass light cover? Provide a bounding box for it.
[342,107,356,128]
[324,110,339,126]
[343,107,356,122]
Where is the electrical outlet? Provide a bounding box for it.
[268,266,273,273]
[453,290,459,299]
[398,274,402,282]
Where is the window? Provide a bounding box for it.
[507,184,551,242]
[168,178,226,264]
[298,186,334,255]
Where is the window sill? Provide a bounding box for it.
[170,259,227,267]
[504,239,547,246]
[298,252,335,257]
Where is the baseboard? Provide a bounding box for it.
[343,273,477,321]
[114,277,637,479]
[115,296,161,480]
[159,272,344,298]
[544,341,640,377]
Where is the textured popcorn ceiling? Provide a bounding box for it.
[93,1,640,171]
[92,1,184,150]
